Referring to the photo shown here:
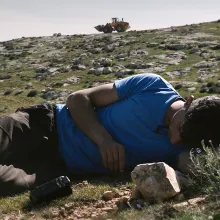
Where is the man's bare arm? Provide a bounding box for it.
[66,83,125,172]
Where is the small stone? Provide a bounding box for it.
[59,207,66,217]
[4,90,12,96]
[74,211,82,218]
[27,90,38,97]
[102,191,115,201]
[82,180,88,185]
[51,211,59,218]
[187,87,196,93]
[64,203,74,210]
[101,207,114,212]
[14,90,24,96]
[173,196,208,209]
[88,68,96,74]
[95,201,105,208]
[67,216,76,220]
[216,80,220,87]
[172,201,188,209]
[187,196,208,205]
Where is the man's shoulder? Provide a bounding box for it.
[127,73,161,81]
[128,73,170,87]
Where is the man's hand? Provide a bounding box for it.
[98,139,125,172]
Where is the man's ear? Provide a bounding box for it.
[184,95,194,110]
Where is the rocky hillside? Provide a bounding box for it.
[0,20,220,115]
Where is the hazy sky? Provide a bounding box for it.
[0,0,220,41]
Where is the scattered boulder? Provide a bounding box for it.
[14,90,24,96]
[24,83,33,89]
[93,58,113,67]
[40,88,72,101]
[198,41,218,48]
[91,79,113,87]
[165,68,191,78]
[95,67,104,75]
[173,196,208,209]
[190,47,201,54]
[125,63,152,69]
[71,64,86,70]
[90,47,102,54]
[4,90,13,96]
[211,44,220,50]
[116,53,128,59]
[197,68,216,79]
[27,90,38,97]
[103,44,116,52]
[187,87,197,93]
[136,49,148,55]
[174,84,183,90]
[146,42,159,47]
[154,52,186,65]
[64,76,80,85]
[103,67,113,74]
[200,81,220,94]
[216,80,220,87]
[51,82,64,88]
[194,61,218,68]
[48,67,59,74]
[72,58,83,65]
[0,74,12,80]
[115,69,134,77]
[36,66,48,73]
[166,44,186,50]
[88,68,96,74]
[200,52,209,58]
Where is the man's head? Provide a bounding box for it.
[169,95,194,145]
[179,96,220,149]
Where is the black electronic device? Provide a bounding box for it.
[30,176,72,204]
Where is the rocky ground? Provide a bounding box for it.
[0,20,220,115]
[0,20,220,219]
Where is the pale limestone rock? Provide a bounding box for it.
[131,162,181,201]
[194,61,218,68]
[173,196,208,209]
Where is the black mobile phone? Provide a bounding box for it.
[30,176,72,204]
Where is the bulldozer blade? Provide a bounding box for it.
[94,25,104,32]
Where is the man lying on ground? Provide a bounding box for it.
[0,73,219,197]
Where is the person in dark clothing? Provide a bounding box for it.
[0,103,71,197]
[0,73,220,197]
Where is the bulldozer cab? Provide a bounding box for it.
[112,18,119,23]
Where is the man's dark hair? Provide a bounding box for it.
[180,96,220,149]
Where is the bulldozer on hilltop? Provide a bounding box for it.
[94,18,130,33]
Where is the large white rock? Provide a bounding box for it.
[131,162,181,201]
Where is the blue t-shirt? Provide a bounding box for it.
[56,73,185,174]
